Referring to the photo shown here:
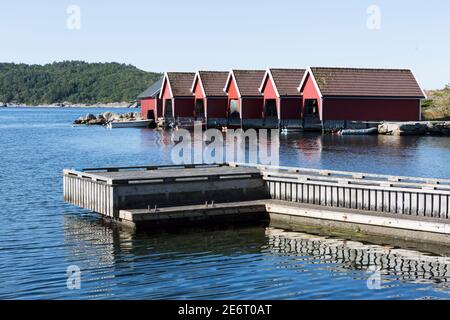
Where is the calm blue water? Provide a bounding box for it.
[1,107,450,300]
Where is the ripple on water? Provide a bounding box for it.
[1,108,450,299]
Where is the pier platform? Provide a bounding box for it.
[63,163,450,245]
[119,200,268,229]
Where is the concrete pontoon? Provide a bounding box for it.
[64,163,450,245]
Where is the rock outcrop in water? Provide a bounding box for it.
[73,112,142,125]
[378,121,450,136]
[426,122,450,135]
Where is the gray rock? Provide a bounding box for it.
[101,112,110,120]
[73,116,86,125]
[102,111,120,122]
[378,122,428,136]
[133,112,142,119]
[121,111,141,120]
[377,123,390,134]
[85,113,96,121]
[427,121,450,136]
[122,112,132,119]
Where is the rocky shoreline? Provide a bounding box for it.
[0,101,139,108]
[73,111,142,125]
[378,121,450,136]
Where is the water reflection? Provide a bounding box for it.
[63,213,450,299]
[136,128,449,178]
[63,214,122,299]
[266,228,450,291]
[3,107,450,299]
[282,133,323,164]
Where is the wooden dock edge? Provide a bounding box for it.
[266,200,450,246]
[114,199,450,245]
[117,201,268,229]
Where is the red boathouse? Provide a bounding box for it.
[259,68,306,128]
[223,70,266,128]
[160,72,196,121]
[138,78,163,120]
[298,67,426,126]
[191,71,229,127]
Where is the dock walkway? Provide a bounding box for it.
[63,163,450,244]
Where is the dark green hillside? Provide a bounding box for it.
[0,61,161,105]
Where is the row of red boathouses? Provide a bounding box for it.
[138,67,426,129]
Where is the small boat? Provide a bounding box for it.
[339,127,378,135]
[107,119,154,129]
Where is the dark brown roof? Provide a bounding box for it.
[197,71,229,97]
[167,72,196,97]
[232,70,265,96]
[269,68,306,96]
[309,67,425,98]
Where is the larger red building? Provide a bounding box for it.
[298,67,426,125]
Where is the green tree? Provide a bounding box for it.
[0,61,161,105]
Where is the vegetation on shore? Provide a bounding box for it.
[0,61,161,105]
[423,85,450,120]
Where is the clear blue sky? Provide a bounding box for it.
[0,0,449,89]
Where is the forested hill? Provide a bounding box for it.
[0,61,161,105]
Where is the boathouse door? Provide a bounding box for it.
[164,99,173,118]
[304,99,319,118]
[228,100,240,126]
[264,99,278,126]
[146,110,155,121]
[195,99,205,120]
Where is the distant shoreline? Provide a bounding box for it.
[1,102,137,109]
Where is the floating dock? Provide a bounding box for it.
[63,163,450,244]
